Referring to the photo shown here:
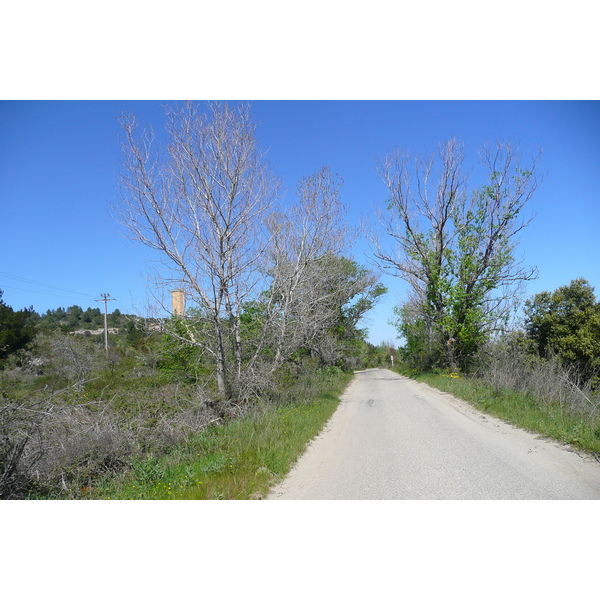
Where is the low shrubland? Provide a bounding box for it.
[1,371,222,499]
[0,326,359,499]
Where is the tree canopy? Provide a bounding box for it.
[0,290,35,362]
[525,278,600,377]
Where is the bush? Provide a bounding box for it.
[0,290,36,363]
[0,375,225,499]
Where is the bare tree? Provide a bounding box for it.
[115,101,280,398]
[116,106,383,399]
[371,138,541,369]
[257,167,354,371]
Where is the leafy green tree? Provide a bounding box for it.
[240,256,385,372]
[0,290,36,363]
[298,256,385,369]
[524,278,600,377]
[372,139,541,371]
[391,301,444,370]
[81,307,102,327]
[335,261,387,337]
[108,308,122,327]
[324,258,387,367]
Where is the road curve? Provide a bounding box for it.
[268,369,600,500]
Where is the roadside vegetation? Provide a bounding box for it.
[393,279,600,457]
[395,358,600,457]
[95,369,351,500]
[0,296,392,499]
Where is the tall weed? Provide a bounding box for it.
[476,343,600,420]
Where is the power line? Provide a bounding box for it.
[0,283,95,302]
[0,270,96,299]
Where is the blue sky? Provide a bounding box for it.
[1,100,599,345]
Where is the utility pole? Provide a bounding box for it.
[96,293,116,352]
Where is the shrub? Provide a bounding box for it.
[0,391,51,498]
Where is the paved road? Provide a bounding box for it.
[268,369,600,499]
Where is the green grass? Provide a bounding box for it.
[94,372,352,500]
[394,366,600,456]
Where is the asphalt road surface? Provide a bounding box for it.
[268,369,600,499]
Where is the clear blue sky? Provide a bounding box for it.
[1,100,599,345]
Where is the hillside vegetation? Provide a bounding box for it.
[0,297,393,499]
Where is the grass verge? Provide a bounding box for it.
[394,366,600,456]
[94,371,352,500]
